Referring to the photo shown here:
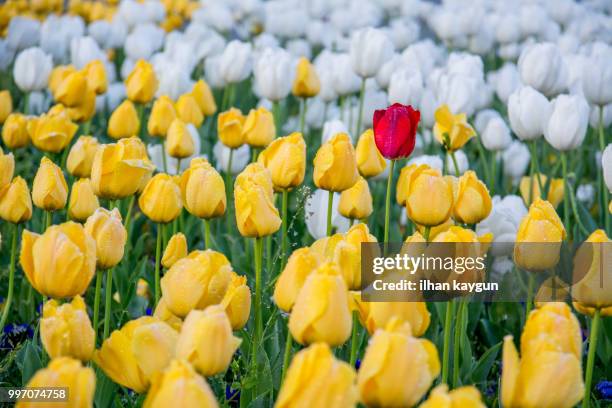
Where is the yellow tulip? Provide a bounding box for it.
[275,342,358,408]
[292,57,321,98]
[148,95,177,138]
[572,229,612,310]
[126,59,158,104]
[433,104,475,151]
[84,207,127,269]
[49,65,77,96]
[32,156,68,211]
[40,296,94,361]
[154,297,183,331]
[175,93,204,127]
[29,109,78,153]
[419,384,486,408]
[331,223,377,290]
[218,108,246,148]
[572,302,612,318]
[274,247,319,312]
[2,113,29,149]
[289,262,352,346]
[404,164,454,227]
[161,250,234,317]
[20,222,96,298]
[162,232,188,269]
[514,199,565,271]
[416,219,454,241]
[0,147,14,194]
[90,137,156,200]
[243,107,275,148]
[16,357,95,408]
[0,177,33,224]
[66,135,99,178]
[176,305,241,376]
[338,176,373,220]
[143,359,219,408]
[166,118,195,159]
[356,129,386,178]
[191,79,217,116]
[450,170,492,224]
[257,132,306,191]
[108,100,140,139]
[358,318,440,408]
[180,158,226,219]
[67,87,97,123]
[67,178,100,222]
[94,317,179,393]
[313,132,359,192]
[234,163,282,237]
[220,273,251,330]
[396,163,418,206]
[54,70,88,107]
[519,173,564,208]
[84,59,108,94]
[0,90,12,123]
[139,173,183,223]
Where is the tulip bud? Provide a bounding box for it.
[143,359,219,408]
[220,273,251,330]
[276,343,358,407]
[91,137,156,200]
[54,70,88,107]
[84,208,127,269]
[357,318,440,407]
[94,317,178,393]
[28,109,78,153]
[404,164,454,227]
[40,296,94,361]
[338,177,373,220]
[0,90,12,124]
[289,262,352,346]
[68,179,100,222]
[108,100,140,139]
[257,132,306,191]
[571,230,612,311]
[274,248,319,312]
[349,27,394,78]
[66,136,99,178]
[161,250,234,317]
[373,103,420,159]
[191,79,217,116]
[434,104,475,152]
[180,158,226,219]
[234,163,282,238]
[32,157,68,211]
[292,57,321,98]
[84,59,107,94]
[175,93,204,128]
[16,357,94,408]
[162,233,188,269]
[353,294,431,337]
[0,177,33,224]
[176,306,241,376]
[2,113,29,149]
[139,173,183,223]
[126,59,158,104]
[481,115,512,151]
[519,173,564,208]
[0,147,15,194]
[544,94,589,151]
[20,222,96,298]
[13,47,53,93]
[242,107,275,148]
[508,86,552,141]
[165,119,195,159]
[148,95,177,138]
[420,384,486,408]
[355,129,386,178]
[218,108,246,149]
[313,133,359,192]
[450,170,492,224]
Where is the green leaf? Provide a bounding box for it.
[17,340,42,384]
[94,367,118,408]
[471,341,502,385]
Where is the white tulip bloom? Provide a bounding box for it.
[476,195,527,256]
[375,54,402,89]
[407,154,444,173]
[508,86,551,141]
[349,27,393,79]
[589,103,612,129]
[124,23,165,61]
[576,184,595,209]
[482,116,512,151]
[204,55,226,89]
[544,94,589,151]
[492,62,522,104]
[445,150,469,175]
[321,119,350,144]
[13,47,52,92]
[582,50,612,106]
[6,16,40,52]
[41,15,85,64]
[602,144,612,193]
[219,40,253,84]
[474,109,501,135]
[518,42,568,97]
[502,140,530,184]
[213,142,250,175]
[305,189,349,240]
[419,89,438,129]
[253,47,295,102]
[332,53,361,96]
[388,67,423,107]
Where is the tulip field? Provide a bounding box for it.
[1,0,612,407]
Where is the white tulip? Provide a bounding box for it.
[476,195,527,256]
[388,67,423,106]
[41,15,85,64]
[142,0,166,23]
[321,119,350,144]
[96,83,126,113]
[482,116,512,151]
[219,40,252,84]
[349,27,393,79]
[253,47,295,102]
[13,47,52,92]
[434,73,478,117]
[191,3,234,33]
[124,23,164,61]
[313,52,338,103]
[582,51,612,106]
[474,109,501,135]
[518,42,568,97]
[305,189,349,240]
[386,18,420,51]
[184,24,225,61]
[589,103,612,129]
[519,4,548,38]
[498,42,522,61]
[419,88,438,129]
[495,13,520,44]
[493,62,522,104]
[507,86,551,141]
[286,39,312,59]
[27,91,51,115]
[401,40,443,78]
[70,36,106,69]
[576,184,595,209]
[0,40,15,71]
[407,154,443,172]
[445,150,469,175]
[544,94,589,151]
[362,85,387,128]
[116,0,147,29]
[502,140,530,184]
[153,59,192,101]
[213,142,250,175]
[6,17,40,52]
[264,2,308,39]
[332,53,361,96]
[602,144,612,193]
[375,54,402,89]
[204,55,226,89]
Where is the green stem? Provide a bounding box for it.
[22,92,30,115]
[383,160,396,244]
[161,140,168,173]
[356,78,366,136]
[583,309,601,408]
[45,211,52,230]
[529,141,544,192]
[92,271,102,346]
[272,100,281,131]
[0,224,18,333]
[349,311,359,366]
[561,152,570,233]
[450,151,460,177]
[339,95,345,122]
[252,237,263,366]
[154,223,163,305]
[441,300,454,384]
[299,98,306,136]
[281,189,288,270]
[490,151,497,195]
[202,219,211,249]
[452,299,464,387]
[423,226,431,242]
[281,323,292,383]
[103,268,113,339]
[525,273,535,318]
[326,190,334,236]
[225,148,234,234]
[124,195,135,230]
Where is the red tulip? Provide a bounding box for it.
[373,103,420,160]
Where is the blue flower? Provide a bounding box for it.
[0,323,34,350]
[225,384,240,402]
[596,381,612,400]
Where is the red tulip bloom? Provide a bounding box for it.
[373,103,420,160]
